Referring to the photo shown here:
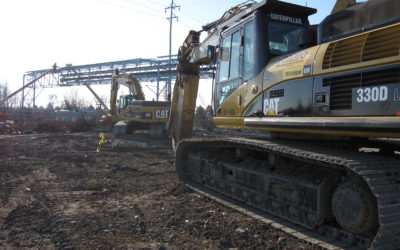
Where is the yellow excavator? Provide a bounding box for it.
[94,69,170,135]
[169,0,400,249]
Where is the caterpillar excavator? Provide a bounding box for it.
[97,69,170,135]
[169,0,400,249]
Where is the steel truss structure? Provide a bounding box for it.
[22,55,215,107]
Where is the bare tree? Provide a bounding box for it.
[47,94,58,110]
[0,83,7,106]
[94,94,109,110]
[62,89,88,111]
[0,82,18,108]
[194,105,215,131]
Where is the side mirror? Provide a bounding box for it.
[298,29,316,49]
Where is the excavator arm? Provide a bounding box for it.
[169,31,202,146]
[169,29,221,145]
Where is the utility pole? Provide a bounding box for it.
[165,0,180,101]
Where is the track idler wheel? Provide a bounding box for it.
[331,179,378,236]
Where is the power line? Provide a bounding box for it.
[97,0,165,20]
[178,10,203,26]
[176,19,194,30]
[144,0,203,27]
[103,0,205,31]
[143,0,165,8]
[123,0,162,13]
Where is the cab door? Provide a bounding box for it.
[118,96,126,114]
[214,28,242,116]
[214,15,265,117]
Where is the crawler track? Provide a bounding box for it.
[175,137,400,250]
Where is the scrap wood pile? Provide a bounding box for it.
[0,119,20,135]
[0,112,20,134]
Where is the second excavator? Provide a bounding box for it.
[96,69,170,135]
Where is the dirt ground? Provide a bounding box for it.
[0,132,314,249]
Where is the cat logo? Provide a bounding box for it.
[155,109,169,119]
[263,98,280,116]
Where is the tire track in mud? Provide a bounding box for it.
[0,133,315,249]
[2,200,52,248]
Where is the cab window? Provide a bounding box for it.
[268,21,306,56]
[243,21,255,81]
[218,80,240,105]
[218,30,240,82]
[119,96,126,109]
[215,19,256,109]
[126,96,136,105]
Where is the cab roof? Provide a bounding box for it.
[216,0,316,30]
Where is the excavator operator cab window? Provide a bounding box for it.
[126,95,136,106]
[218,30,241,82]
[268,21,307,56]
[215,19,257,109]
[218,80,240,105]
[216,29,241,107]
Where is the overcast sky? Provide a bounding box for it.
[0,0,346,107]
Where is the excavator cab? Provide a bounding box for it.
[213,1,316,117]
[170,0,317,142]
[117,95,137,113]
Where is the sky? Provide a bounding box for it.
[0,0,349,108]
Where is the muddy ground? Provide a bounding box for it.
[0,132,314,249]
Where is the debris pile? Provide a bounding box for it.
[0,120,20,134]
[0,109,102,134]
